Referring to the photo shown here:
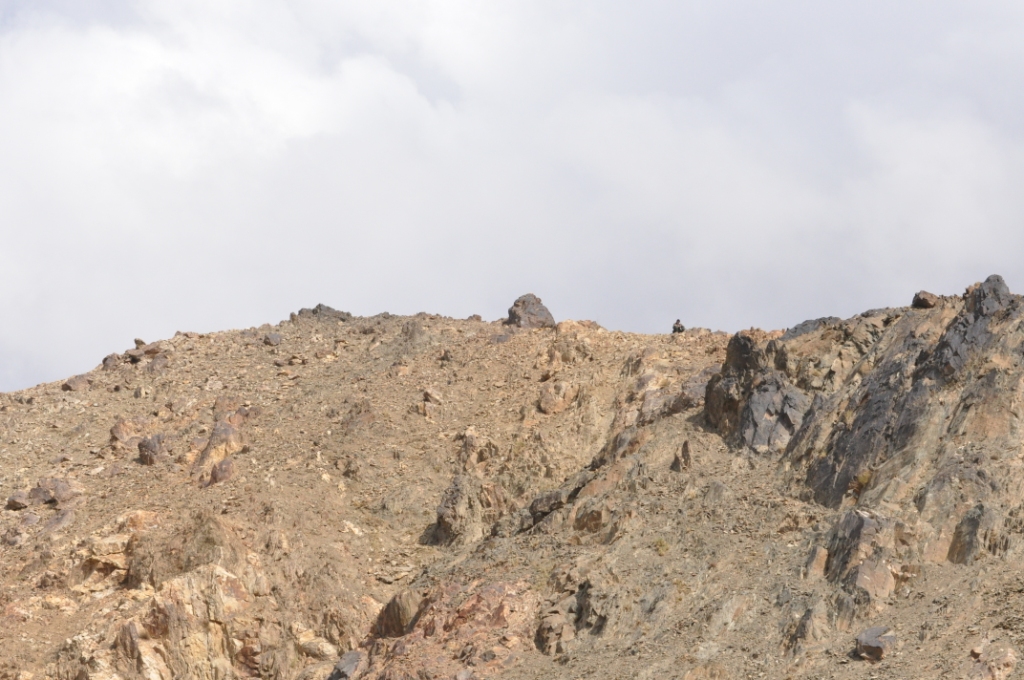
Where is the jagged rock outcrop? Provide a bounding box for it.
[12,283,1024,679]
[706,275,1024,572]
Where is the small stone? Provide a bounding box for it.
[6,491,29,510]
[912,291,940,309]
[134,338,146,348]
[505,294,556,329]
[855,626,896,661]
[377,589,425,637]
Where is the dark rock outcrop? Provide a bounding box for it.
[505,294,556,329]
[704,276,1024,574]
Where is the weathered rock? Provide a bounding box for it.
[61,375,90,392]
[433,476,507,546]
[31,478,79,506]
[295,303,352,322]
[970,642,1017,680]
[803,545,828,580]
[192,421,244,483]
[670,441,691,472]
[530,488,570,522]
[855,626,896,661]
[377,590,425,637]
[848,557,895,606]
[505,294,555,329]
[704,330,813,453]
[208,457,235,486]
[5,491,29,510]
[948,503,998,565]
[137,434,167,465]
[787,600,829,654]
[912,290,940,309]
[538,380,578,415]
[264,332,283,346]
[824,511,893,583]
[327,651,366,680]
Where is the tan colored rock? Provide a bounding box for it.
[969,642,1017,680]
[376,589,425,637]
[538,380,578,415]
[849,558,896,606]
[803,546,828,580]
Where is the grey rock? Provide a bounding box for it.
[855,626,896,661]
[781,317,841,341]
[505,294,555,329]
[138,435,168,465]
[947,503,997,565]
[296,304,352,322]
[530,489,570,522]
[264,333,283,346]
[5,491,29,510]
[327,651,365,680]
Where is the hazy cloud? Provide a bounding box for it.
[2,1,1024,389]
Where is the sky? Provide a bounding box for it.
[2,1,1024,390]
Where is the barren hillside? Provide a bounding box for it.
[2,282,1023,680]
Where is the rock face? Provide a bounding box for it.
[9,281,1024,679]
[505,294,556,329]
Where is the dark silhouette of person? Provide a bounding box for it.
[672,319,685,334]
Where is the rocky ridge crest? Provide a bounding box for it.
[1,282,1023,679]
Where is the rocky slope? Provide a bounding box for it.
[2,282,1024,679]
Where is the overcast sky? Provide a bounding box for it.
[2,1,1024,390]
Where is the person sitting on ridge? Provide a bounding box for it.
[672,319,685,334]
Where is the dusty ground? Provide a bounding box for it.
[0,286,1022,680]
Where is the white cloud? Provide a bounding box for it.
[2,1,1024,388]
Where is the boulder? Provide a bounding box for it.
[855,626,896,661]
[62,375,90,392]
[327,651,366,680]
[377,590,425,637]
[912,290,940,309]
[505,294,555,329]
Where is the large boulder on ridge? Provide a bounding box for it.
[505,294,556,329]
